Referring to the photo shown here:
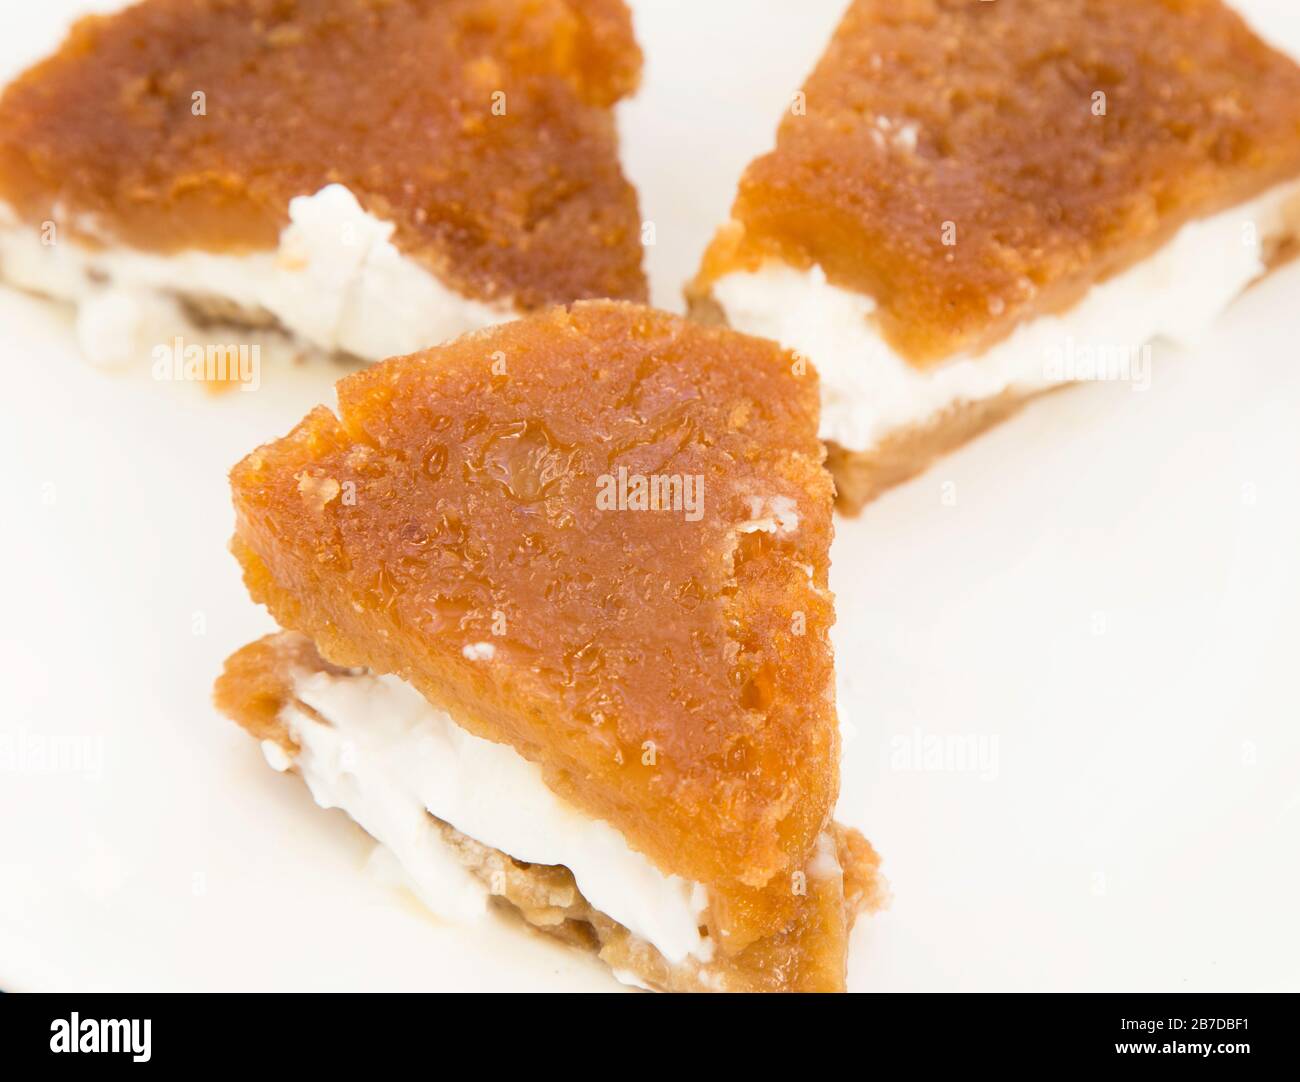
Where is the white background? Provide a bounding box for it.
[1,0,1298,991]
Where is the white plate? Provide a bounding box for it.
[2,0,1299,992]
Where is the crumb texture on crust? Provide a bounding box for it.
[693,0,1300,364]
[0,0,646,307]
[825,388,1041,514]
[215,631,886,992]
[225,301,838,951]
[447,817,884,992]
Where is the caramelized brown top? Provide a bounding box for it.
[216,631,886,990]
[227,301,838,949]
[693,0,1300,364]
[0,0,646,308]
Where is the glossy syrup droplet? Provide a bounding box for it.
[479,420,573,503]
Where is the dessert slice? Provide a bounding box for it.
[213,301,884,991]
[0,0,646,368]
[688,0,1300,512]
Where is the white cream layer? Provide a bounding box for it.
[712,179,1300,452]
[267,667,712,966]
[0,183,513,367]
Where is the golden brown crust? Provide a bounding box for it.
[815,214,1300,515]
[683,285,1045,514]
[213,632,354,746]
[226,301,839,950]
[0,0,646,308]
[422,808,879,992]
[834,820,890,916]
[215,631,886,991]
[824,389,1046,515]
[693,235,1300,517]
[692,0,1300,364]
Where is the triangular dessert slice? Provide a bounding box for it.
[688,0,1300,511]
[0,0,646,368]
[214,301,884,991]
